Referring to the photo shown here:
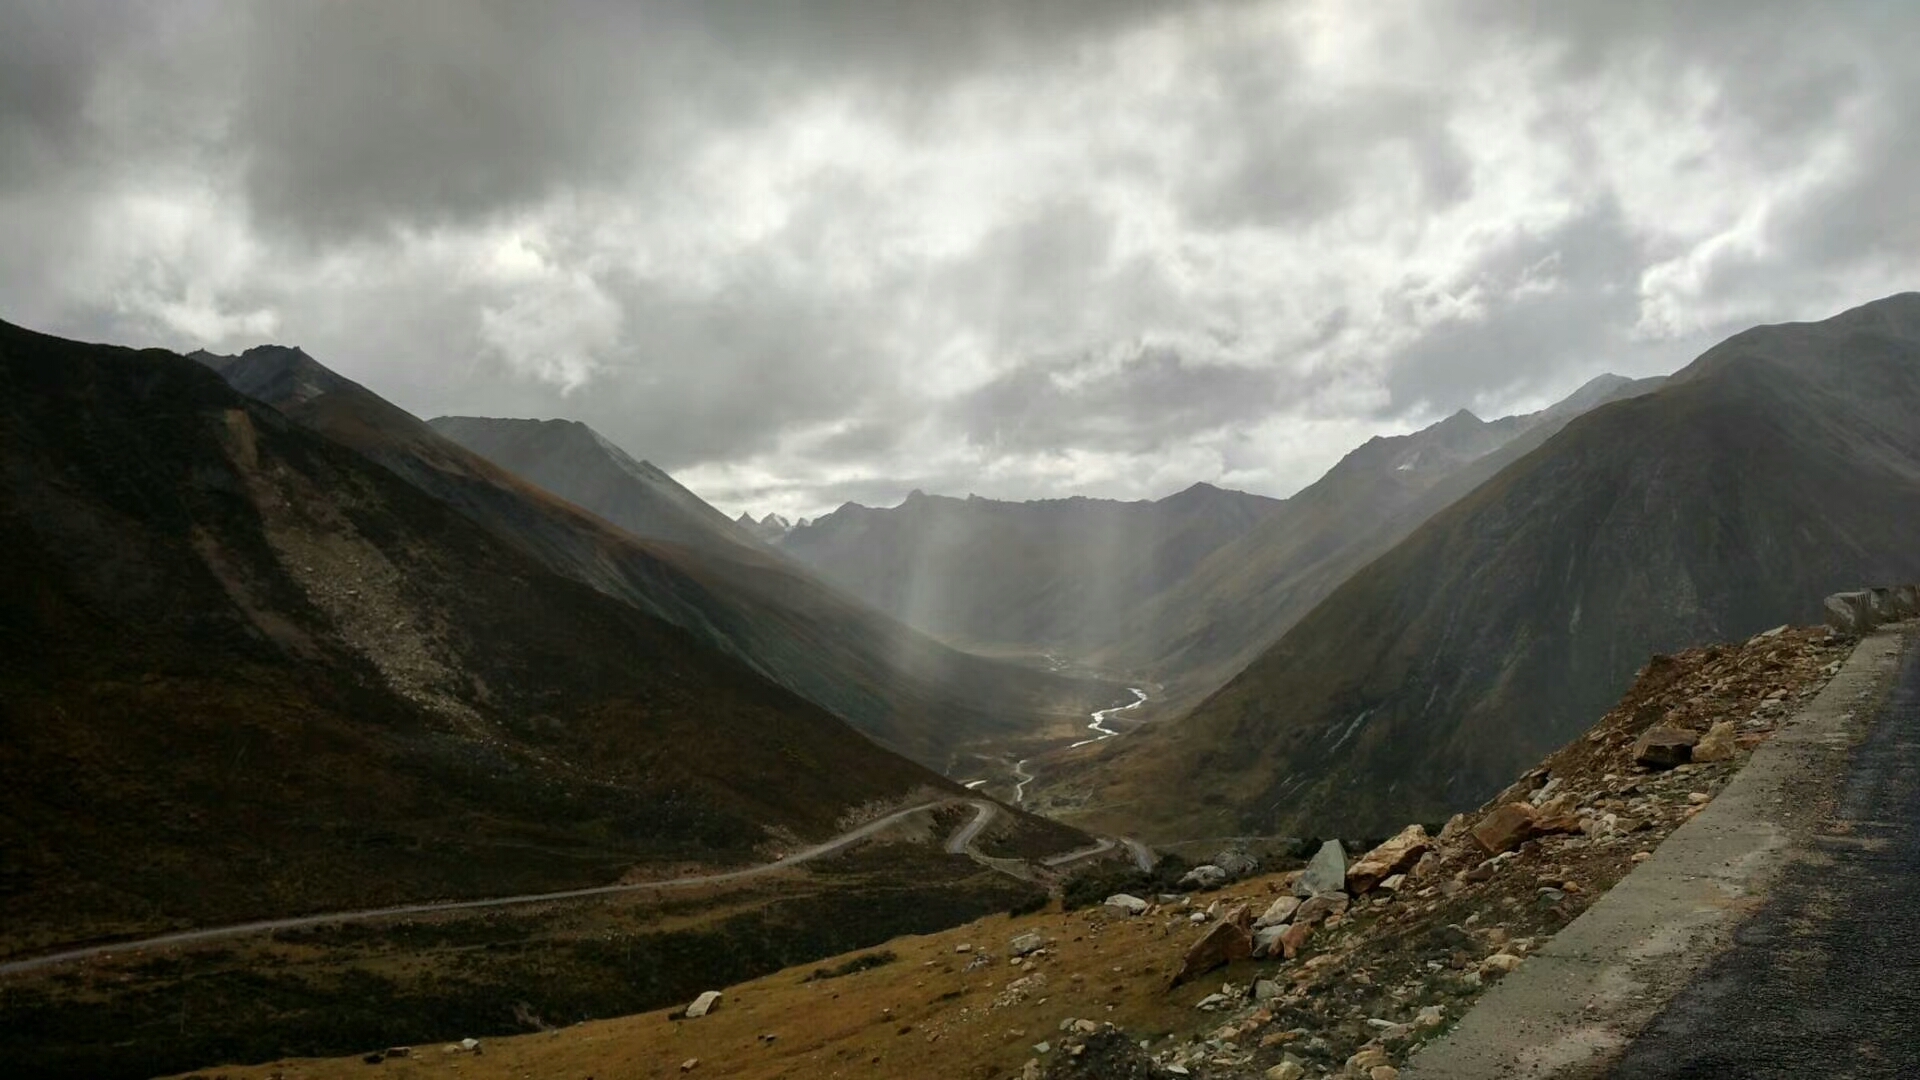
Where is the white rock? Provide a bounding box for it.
[685,990,723,1018]
[1254,895,1302,928]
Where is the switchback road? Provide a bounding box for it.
[1,798,1001,978]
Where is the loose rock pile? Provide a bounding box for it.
[1035,625,1845,1079]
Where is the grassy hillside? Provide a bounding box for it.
[1092,375,1665,703]
[0,322,955,950]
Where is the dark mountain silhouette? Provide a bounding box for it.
[0,321,960,946]
[1075,293,1920,840]
[189,346,1115,771]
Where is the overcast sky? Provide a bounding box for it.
[4,1,1916,519]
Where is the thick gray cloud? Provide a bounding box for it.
[1,0,1916,519]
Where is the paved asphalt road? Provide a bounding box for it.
[3,797,998,978]
[1607,638,1920,1077]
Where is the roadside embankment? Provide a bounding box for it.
[1401,620,1911,1078]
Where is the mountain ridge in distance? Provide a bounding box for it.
[187,357,1119,771]
[776,482,1286,658]
[1070,292,1920,841]
[1095,370,1669,702]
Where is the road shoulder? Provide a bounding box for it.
[1401,623,1912,1079]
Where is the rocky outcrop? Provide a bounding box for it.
[1632,727,1699,769]
[1180,865,1231,891]
[1470,804,1538,855]
[1254,895,1301,929]
[1346,825,1431,894]
[1689,720,1739,763]
[1291,841,1347,897]
[1169,904,1253,987]
[1824,584,1920,637]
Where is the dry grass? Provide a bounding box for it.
[160,881,1293,1080]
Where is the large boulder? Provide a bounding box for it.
[1868,588,1898,622]
[1689,720,1739,763]
[1009,931,1044,957]
[1825,591,1876,636]
[1470,803,1538,855]
[1212,848,1260,879]
[1180,864,1230,891]
[1893,584,1919,618]
[1168,908,1253,987]
[1346,824,1432,894]
[684,990,723,1019]
[1633,727,1699,769]
[1104,894,1149,916]
[1291,840,1347,897]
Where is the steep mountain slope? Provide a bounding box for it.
[779,484,1285,656]
[1076,293,1920,840]
[427,415,764,552]
[191,346,1114,770]
[0,321,956,946]
[1100,373,1665,699]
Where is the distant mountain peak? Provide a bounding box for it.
[426,415,760,550]
[737,511,794,542]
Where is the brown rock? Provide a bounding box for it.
[1279,921,1314,959]
[1530,814,1583,837]
[1479,953,1523,978]
[1347,1047,1391,1070]
[1690,720,1738,763]
[1168,917,1252,988]
[1633,727,1699,769]
[1295,891,1350,927]
[1347,824,1433,894]
[1471,803,1538,855]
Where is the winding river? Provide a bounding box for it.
[1013,686,1150,805]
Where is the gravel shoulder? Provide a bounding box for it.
[1402,623,1912,1079]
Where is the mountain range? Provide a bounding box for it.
[0,321,967,948]
[779,483,1284,659]
[1065,292,1920,840]
[775,373,1665,708]
[188,349,1118,774]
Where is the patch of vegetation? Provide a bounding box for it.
[972,810,1094,861]
[1059,855,1193,911]
[803,949,897,981]
[1005,889,1050,917]
[0,860,1039,1080]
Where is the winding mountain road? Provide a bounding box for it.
[943,799,999,854]
[1,798,1001,978]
